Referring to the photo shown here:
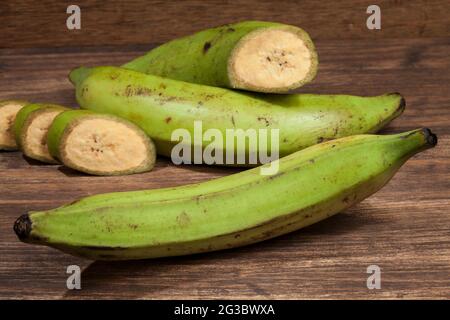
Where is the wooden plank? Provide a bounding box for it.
[1,0,449,48]
[0,37,449,299]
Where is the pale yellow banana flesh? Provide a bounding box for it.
[0,100,28,150]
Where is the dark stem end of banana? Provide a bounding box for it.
[14,214,32,242]
[422,128,438,147]
[396,93,406,116]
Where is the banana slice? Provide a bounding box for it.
[14,104,67,163]
[47,110,156,176]
[0,100,28,150]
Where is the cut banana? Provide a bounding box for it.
[14,103,67,163]
[47,110,156,175]
[123,21,318,93]
[0,100,28,150]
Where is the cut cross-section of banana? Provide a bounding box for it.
[0,100,28,150]
[229,28,315,91]
[14,104,67,163]
[47,110,156,176]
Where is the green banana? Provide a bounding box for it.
[123,21,318,93]
[69,66,405,165]
[14,103,68,163]
[47,109,157,176]
[0,100,29,150]
[13,128,437,260]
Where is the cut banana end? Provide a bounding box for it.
[47,110,156,176]
[229,27,318,92]
[14,104,67,163]
[0,100,29,150]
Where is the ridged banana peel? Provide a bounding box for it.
[69,66,405,165]
[14,129,437,260]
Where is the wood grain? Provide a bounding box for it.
[0,37,449,299]
[1,0,450,48]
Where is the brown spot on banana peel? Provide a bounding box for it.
[124,85,153,97]
[81,86,89,97]
[135,87,152,96]
[177,211,191,227]
[203,42,212,54]
[257,116,270,127]
[202,25,235,55]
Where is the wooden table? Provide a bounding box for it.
[1,37,449,299]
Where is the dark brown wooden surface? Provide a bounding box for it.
[1,0,450,48]
[0,36,449,299]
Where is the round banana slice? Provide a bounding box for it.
[47,110,156,176]
[14,103,67,163]
[229,27,317,92]
[0,100,29,150]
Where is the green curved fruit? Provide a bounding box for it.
[0,100,29,150]
[47,109,156,176]
[13,103,67,163]
[123,21,318,93]
[70,66,405,166]
[14,128,437,260]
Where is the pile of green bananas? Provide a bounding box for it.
[6,21,437,260]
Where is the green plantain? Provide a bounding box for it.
[14,128,437,260]
[69,66,405,165]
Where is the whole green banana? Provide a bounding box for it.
[14,128,437,260]
[123,21,318,93]
[69,66,405,165]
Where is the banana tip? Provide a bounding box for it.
[14,214,32,241]
[69,66,90,86]
[423,128,438,147]
[398,95,406,113]
[388,92,406,116]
